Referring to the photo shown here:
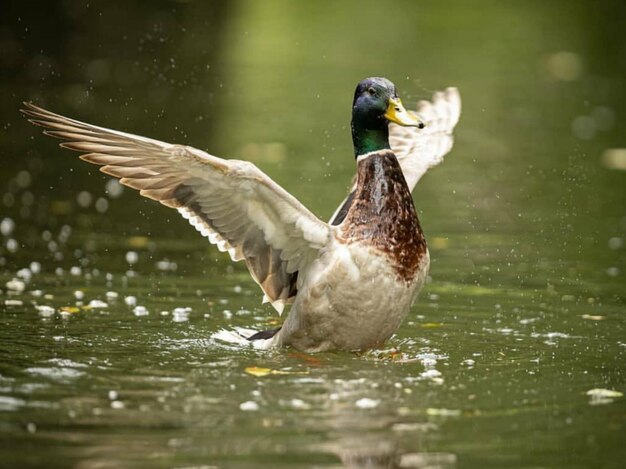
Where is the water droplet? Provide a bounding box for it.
[133,305,149,316]
[355,398,380,409]
[125,251,138,265]
[105,179,124,198]
[239,401,259,411]
[0,217,15,236]
[77,191,93,208]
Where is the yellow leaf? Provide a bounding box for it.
[60,306,80,314]
[244,366,309,377]
[421,322,444,328]
[245,367,272,377]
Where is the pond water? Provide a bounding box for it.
[1,1,625,468]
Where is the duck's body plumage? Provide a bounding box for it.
[275,236,429,352]
[22,78,461,353]
[266,149,430,352]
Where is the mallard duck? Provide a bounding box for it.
[22,77,461,353]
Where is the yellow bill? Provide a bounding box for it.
[384,97,425,128]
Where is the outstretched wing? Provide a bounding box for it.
[330,87,461,225]
[389,87,461,191]
[22,103,330,314]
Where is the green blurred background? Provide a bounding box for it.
[0,1,625,468]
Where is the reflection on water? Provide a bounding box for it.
[1,0,625,468]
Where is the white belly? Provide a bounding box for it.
[273,239,430,352]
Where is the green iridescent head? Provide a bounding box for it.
[351,77,424,157]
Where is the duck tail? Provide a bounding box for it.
[247,327,282,341]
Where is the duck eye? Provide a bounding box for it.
[367,87,376,96]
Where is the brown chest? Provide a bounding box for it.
[339,151,427,282]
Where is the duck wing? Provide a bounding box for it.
[22,103,330,314]
[389,87,461,191]
[329,87,461,225]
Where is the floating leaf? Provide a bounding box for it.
[245,367,272,377]
[581,314,605,321]
[244,366,308,377]
[60,306,80,314]
[421,322,444,328]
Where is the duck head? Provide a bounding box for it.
[351,77,424,158]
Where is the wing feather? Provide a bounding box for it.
[390,87,461,190]
[22,102,330,314]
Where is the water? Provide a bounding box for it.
[1,1,625,468]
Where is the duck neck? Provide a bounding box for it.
[342,149,427,282]
[354,150,403,207]
[351,121,390,158]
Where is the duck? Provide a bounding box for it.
[22,77,461,353]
